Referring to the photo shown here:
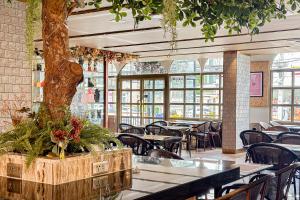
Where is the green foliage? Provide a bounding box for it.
[0,105,120,167]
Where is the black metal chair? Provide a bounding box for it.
[151,120,168,126]
[247,143,298,171]
[277,131,300,140]
[145,124,168,135]
[240,130,273,146]
[209,121,222,148]
[190,121,212,151]
[117,133,157,156]
[217,174,271,200]
[119,123,135,132]
[121,127,145,135]
[148,149,184,160]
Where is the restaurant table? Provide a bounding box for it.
[115,133,173,142]
[275,143,300,158]
[170,120,207,127]
[136,125,190,132]
[0,156,272,200]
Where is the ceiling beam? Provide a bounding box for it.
[139,45,290,58]
[103,28,300,49]
[133,38,300,54]
[34,26,162,42]
[71,6,113,15]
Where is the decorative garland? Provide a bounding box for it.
[70,46,138,63]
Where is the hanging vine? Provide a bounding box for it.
[162,0,178,50]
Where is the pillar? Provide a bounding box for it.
[222,51,250,153]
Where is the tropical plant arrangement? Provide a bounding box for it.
[3,0,300,167]
[0,102,120,167]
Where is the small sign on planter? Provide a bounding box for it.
[7,163,22,178]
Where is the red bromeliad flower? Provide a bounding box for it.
[52,130,68,142]
[70,117,83,142]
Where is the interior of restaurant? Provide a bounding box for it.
[1,0,300,200]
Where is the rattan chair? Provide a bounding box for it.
[277,131,300,139]
[148,149,184,160]
[190,121,212,151]
[151,120,168,126]
[274,135,300,145]
[119,123,135,132]
[209,121,222,148]
[240,130,273,146]
[121,127,145,135]
[117,133,156,156]
[247,143,298,170]
[217,174,271,200]
[145,124,168,135]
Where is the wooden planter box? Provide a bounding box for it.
[0,148,132,185]
[0,170,132,200]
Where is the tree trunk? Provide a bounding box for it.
[42,0,83,121]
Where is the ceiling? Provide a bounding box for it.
[36,4,300,62]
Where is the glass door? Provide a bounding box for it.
[120,78,165,126]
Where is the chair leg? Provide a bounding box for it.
[211,134,216,149]
[203,139,206,151]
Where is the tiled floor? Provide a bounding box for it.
[181,148,297,200]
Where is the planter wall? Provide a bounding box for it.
[0,148,132,185]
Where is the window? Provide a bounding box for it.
[271,53,300,122]
[169,59,223,120]
[121,62,167,75]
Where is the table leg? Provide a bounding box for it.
[214,186,222,198]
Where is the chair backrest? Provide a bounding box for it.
[119,123,135,132]
[194,121,211,133]
[270,121,281,126]
[117,133,154,156]
[247,143,298,170]
[217,174,271,200]
[121,127,145,135]
[163,136,182,153]
[277,131,300,139]
[151,120,168,126]
[266,126,290,132]
[259,122,272,130]
[274,135,300,145]
[240,130,273,146]
[210,121,222,132]
[148,149,184,160]
[145,124,168,135]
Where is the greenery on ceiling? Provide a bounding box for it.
[7,0,300,56]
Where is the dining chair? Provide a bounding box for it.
[190,121,212,151]
[266,125,290,132]
[217,174,271,200]
[274,135,300,145]
[240,130,273,146]
[121,127,145,135]
[209,121,222,148]
[247,143,298,170]
[145,124,168,135]
[117,133,156,156]
[170,125,192,157]
[148,149,184,160]
[119,123,135,132]
[151,120,168,126]
[259,122,272,131]
[277,131,300,139]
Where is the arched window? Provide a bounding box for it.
[271,53,300,122]
[120,62,167,75]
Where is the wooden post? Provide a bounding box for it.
[103,59,109,128]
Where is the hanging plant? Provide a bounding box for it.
[162,0,178,50]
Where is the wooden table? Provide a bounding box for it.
[170,120,207,127]
[137,125,190,132]
[282,125,300,132]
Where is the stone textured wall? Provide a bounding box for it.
[222,51,250,153]
[0,0,31,130]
